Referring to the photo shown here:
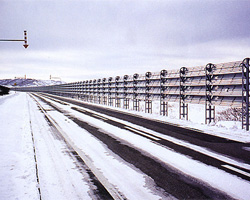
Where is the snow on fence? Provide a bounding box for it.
[13,58,250,130]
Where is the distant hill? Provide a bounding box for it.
[0,78,66,87]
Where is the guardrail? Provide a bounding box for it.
[13,58,250,130]
[0,85,10,95]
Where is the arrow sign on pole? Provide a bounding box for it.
[0,30,29,49]
[23,30,29,49]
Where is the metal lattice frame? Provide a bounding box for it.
[133,73,139,111]
[97,79,101,104]
[145,72,152,113]
[205,63,216,124]
[123,75,129,109]
[241,58,250,130]
[160,70,168,116]
[108,77,113,106]
[102,78,107,105]
[179,67,188,120]
[115,76,121,108]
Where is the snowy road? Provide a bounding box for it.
[1,92,250,199]
[1,92,112,200]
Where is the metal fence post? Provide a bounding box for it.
[241,58,250,130]
[160,70,168,116]
[145,72,152,113]
[108,77,113,106]
[179,67,188,120]
[123,75,129,109]
[205,63,216,124]
[115,76,120,108]
[102,78,106,105]
[133,73,139,111]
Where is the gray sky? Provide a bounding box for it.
[1,0,250,82]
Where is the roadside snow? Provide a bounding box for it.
[0,92,39,199]
[27,94,93,200]
[1,93,95,200]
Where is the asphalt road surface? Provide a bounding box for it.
[33,93,250,199]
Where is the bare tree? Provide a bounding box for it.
[216,107,242,121]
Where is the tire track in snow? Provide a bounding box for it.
[32,93,235,199]
[39,93,250,181]
[27,95,42,200]
[30,94,122,200]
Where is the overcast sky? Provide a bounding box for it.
[1,0,250,82]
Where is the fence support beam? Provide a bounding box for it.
[123,75,129,109]
[124,98,129,109]
[145,100,152,113]
[205,63,216,124]
[242,58,250,130]
[98,96,101,104]
[133,73,139,111]
[145,72,152,113]
[103,96,107,105]
[160,70,168,116]
[108,96,113,106]
[160,100,168,116]
[115,98,120,108]
[133,99,140,111]
[115,76,120,108]
[179,67,188,120]
[108,77,113,106]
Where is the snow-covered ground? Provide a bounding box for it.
[0,92,93,200]
[0,92,39,199]
[0,92,166,200]
[1,92,250,200]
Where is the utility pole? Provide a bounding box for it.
[0,30,29,48]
